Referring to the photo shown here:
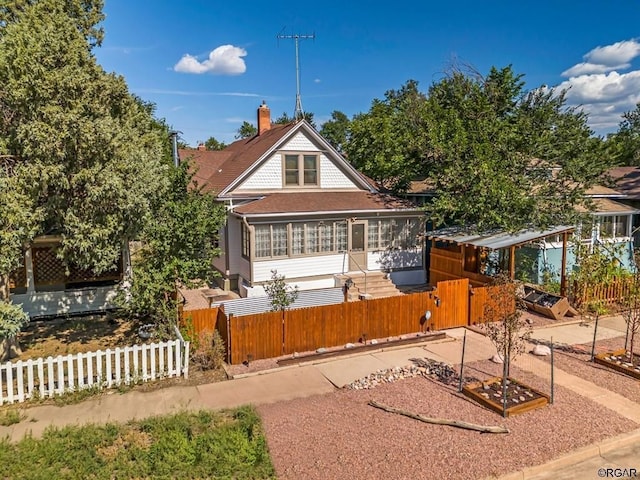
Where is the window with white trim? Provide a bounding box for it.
[284,153,318,186]
[241,222,250,258]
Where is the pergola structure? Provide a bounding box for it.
[427,225,575,296]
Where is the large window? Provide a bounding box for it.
[284,153,318,186]
[253,221,348,259]
[368,218,422,250]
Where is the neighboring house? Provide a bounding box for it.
[406,169,638,287]
[607,166,640,247]
[516,184,638,285]
[9,236,124,318]
[179,103,426,297]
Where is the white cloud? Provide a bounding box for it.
[562,39,640,77]
[174,45,247,75]
[555,39,640,133]
[314,78,321,83]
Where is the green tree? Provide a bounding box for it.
[319,110,350,152]
[235,121,257,139]
[121,162,227,328]
[264,270,299,312]
[424,66,609,232]
[608,102,640,166]
[0,0,167,287]
[204,136,226,151]
[346,80,428,192]
[274,111,315,128]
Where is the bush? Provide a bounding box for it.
[0,301,29,339]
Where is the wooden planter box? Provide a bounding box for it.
[594,349,640,380]
[462,376,550,417]
[522,285,574,320]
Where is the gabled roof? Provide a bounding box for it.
[180,120,373,196]
[233,191,419,216]
[179,122,297,194]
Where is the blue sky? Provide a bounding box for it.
[95,0,640,147]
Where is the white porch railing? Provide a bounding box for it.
[0,339,190,405]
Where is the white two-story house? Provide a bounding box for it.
[180,103,426,297]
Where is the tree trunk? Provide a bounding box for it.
[0,273,9,302]
[0,336,22,362]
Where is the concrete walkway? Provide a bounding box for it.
[0,317,638,479]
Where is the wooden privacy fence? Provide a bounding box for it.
[469,284,516,324]
[182,279,472,365]
[572,277,635,308]
[0,339,189,405]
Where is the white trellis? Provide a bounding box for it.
[0,339,190,405]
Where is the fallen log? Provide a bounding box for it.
[368,400,509,434]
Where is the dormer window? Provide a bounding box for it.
[284,153,318,186]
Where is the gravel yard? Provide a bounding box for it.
[258,364,638,480]
[537,337,640,404]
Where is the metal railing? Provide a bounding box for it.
[342,251,368,295]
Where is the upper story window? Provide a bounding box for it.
[284,153,318,186]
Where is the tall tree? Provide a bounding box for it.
[608,102,640,166]
[0,0,167,282]
[121,162,227,328]
[235,121,257,139]
[422,66,608,231]
[346,80,428,192]
[319,110,350,152]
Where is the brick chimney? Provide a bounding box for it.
[257,101,271,135]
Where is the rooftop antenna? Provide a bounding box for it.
[277,28,315,121]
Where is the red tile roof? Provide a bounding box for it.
[233,191,419,215]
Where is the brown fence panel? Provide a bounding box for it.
[181,307,219,334]
[575,278,634,308]
[229,311,283,365]
[470,284,516,323]
[432,278,470,329]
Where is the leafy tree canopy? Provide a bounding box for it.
[319,110,350,152]
[204,136,226,151]
[607,102,640,166]
[345,66,611,232]
[235,121,257,139]
[0,0,168,281]
[121,162,227,325]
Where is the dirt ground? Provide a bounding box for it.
[16,314,139,360]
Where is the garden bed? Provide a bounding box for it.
[462,376,549,417]
[594,349,640,380]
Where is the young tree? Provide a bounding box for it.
[484,275,531,377]
[264,270,299,312]
[622,272,640,367]
[120,162,227,330]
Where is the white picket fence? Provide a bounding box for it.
[0,339,190,405]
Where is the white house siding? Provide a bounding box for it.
[367,249,423,272]
[282,131,318,151]
[236,154,282,190]
[226,217,251,280]
[252,254,345,283]
[319,154,360,189]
